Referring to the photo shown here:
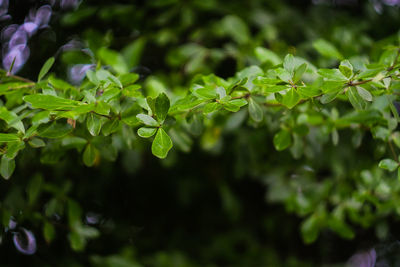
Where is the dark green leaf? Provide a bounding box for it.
[0,155,15,179]
[83,144,97,167]
[273,129,292,151]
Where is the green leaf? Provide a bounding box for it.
[122,84,142,97]
[248,98,263,122]
[301,215,319,244]
[281,88,301,109]
[38,57,55,81]
[24,94,81,110]
[136,114,159,127]
[151,128,173,159]
[86,113,102,136]
[0,155,15,179]
[293,63,307,83]
[101,119,120,136]
[203,102,220,114]
[339,60,353,78]
[83,144,97,167]
[61,136,87,149]
[320,92,340,104]
[283,54,296,74]
[273,129,292,151]
[98,47,128,74]
[275,68,292,83]
[317,69,348,81]
[43,222,55,243]
[193,86,217,99]
[262,85,288,93]
[155,93,170,123]
[28,137,46,148]
[6,140,25,159]
[254,47,282,65]
[356,86,373,102]
[0,133,20,142]
[313,39,343,60]
[137,127,157,138]
[37,122,73,138]
[223,99,248,112]
[0,107,25,133]
[378,158,398,171]
[346,87,367,110]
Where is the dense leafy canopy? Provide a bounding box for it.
[2,0,400,266]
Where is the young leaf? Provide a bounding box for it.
[293,63,307,83]
[283,54,296,74]
[38,57,55,82]
[0,155,15,179]
[223,99,248,112]
[155,93,170,123]
[136,114,159,127]
[273,129,292,151]
[378,158,398,172]
[339,60,353,78]
[248,98,263,122]
[275,68,292,83]
[356,86,373,102]
[137,127,157,138]
[151,128,173,159]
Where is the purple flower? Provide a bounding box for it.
[33,5,52,27]
[21,22,38,37]
[1,24,18,41]
[3,44,30,73]
[68,64,95,84]
[347,248,376,267]
[8,28,27,47]
[383,0,400,6]
[8,217,17,230]
[85,212,101,225]
[12,228,37,255]
[60,0,80,10]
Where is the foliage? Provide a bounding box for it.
[2,0,400,266]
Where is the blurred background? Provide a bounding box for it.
[1,0,400,266]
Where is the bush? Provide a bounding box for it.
[1,0,400,266]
